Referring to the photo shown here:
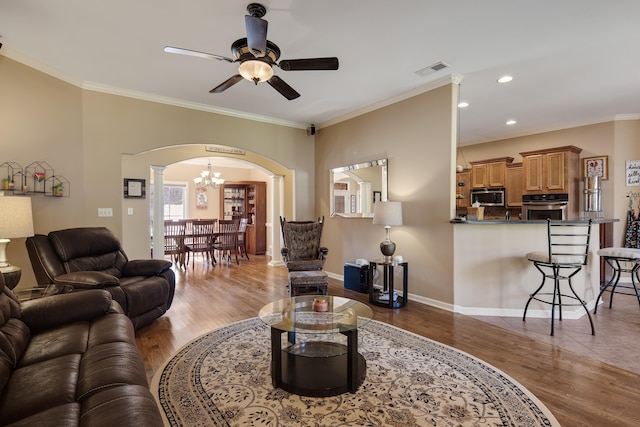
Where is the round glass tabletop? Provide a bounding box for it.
[258,295,373,334]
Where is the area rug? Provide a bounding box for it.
[152,318,558,426]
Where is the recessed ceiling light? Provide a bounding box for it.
[506,120,517,125]
[457,102,469,108]
[497,75,513,83]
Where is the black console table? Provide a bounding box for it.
[369,260,408,308]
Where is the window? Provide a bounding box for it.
[149,183,188,220]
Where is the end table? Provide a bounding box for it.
[369,260,408,308]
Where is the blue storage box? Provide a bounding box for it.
[344,262,371,293]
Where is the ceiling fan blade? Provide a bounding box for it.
[210,75,244,93]
[245,15,268,57]
[267,76,300,100]
[279,57,339,71]
[164,46,234,63]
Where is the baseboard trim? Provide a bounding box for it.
[333,275,599,319]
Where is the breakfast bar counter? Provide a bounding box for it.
[451,218,617,318]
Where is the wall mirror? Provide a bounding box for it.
[330,158,387,218]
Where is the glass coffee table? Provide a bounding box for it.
[258,295,373,397]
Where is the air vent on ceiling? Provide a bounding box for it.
[415,61,450,77]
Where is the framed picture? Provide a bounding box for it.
[196,186,208,209]
[373,191,382,203]
[583,156,609,180]
[124,178,146,198]
[626,160,640,186]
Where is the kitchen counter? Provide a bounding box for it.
[451,218,618,224]
[451,219,615,318]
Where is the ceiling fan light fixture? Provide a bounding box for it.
[239,59,273,84]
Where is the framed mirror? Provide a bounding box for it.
[330,159,387,218]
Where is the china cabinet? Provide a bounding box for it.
[220,181,266,255]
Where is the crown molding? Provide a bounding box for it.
[81,81,305,129]
[1,47,306,130]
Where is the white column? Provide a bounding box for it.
[359,181,372,215]
[151,165,166,260]
[268,174,284,266]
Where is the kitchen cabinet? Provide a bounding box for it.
[506,163,523,207]
[456,171,471,208]
[520,145,582,219]
[520,146,581,194]
[470,157,514,189]
[220,181,266,255]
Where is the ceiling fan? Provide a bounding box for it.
[164,3,339,100]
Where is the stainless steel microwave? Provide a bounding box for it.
[470,188,505,207]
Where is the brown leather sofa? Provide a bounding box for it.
[26,227,175,330]
[0,273,163,426]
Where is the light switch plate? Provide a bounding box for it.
[128,207,134,215]
[98,208,113,217]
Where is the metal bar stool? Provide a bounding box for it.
[594,247,640,313]
[523,219,594,336]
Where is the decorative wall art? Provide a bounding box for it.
[583,155,608,180]
[123,178,146,198]
[626,160,640,186]
[196,187,208,209]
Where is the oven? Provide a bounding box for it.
[521,193,568,220]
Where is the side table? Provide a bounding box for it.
[369,260,408,308]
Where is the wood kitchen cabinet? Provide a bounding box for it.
[506,162,523,207]
[470,157,514,189]
[220,181,266,255]
[456,170,471,208]
[520,146,581,194]
[520,145,582,219]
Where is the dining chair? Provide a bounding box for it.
[237,217,250,260]
[523,219,593,336]
[212,219,241,265]
[163,219,187,269]
[184,219,217,268]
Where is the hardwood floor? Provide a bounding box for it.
[136,256,640,426]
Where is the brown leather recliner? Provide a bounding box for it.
[26,227,175,330]
[0,273,163,426]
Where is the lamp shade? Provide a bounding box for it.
[373,201,403,226]
[0,197,34,238]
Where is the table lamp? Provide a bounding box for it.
[373,201,402,262]
[0,196,35,289]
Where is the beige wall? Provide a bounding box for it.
[316,83,458,306]
[1,55,315,288]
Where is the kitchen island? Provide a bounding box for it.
[451,218,617,318]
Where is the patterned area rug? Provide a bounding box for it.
[152,318,558,426]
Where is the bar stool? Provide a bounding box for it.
[594,247,640,313]
[523,219,594,336]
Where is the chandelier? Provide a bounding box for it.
[193,160,225,189]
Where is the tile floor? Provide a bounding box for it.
[474,285,640,375]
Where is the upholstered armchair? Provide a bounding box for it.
[26,227,175,330]
[280,217,328,271]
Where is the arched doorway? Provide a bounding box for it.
[121,144,295,266]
